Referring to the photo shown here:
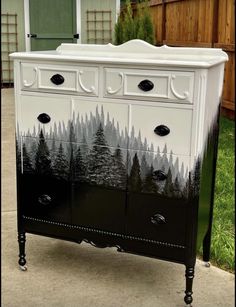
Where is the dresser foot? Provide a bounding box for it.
[19,265,27,271]
[202,230,211,263]
[184,266,194,305]
[18,232,27,268]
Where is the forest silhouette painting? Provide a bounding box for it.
[17,103,201,199]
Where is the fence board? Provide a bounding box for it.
[146,0,235,118]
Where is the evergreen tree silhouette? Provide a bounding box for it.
[75,147,87,182]
[68,121,76,181]
[111,145,127,189]
[50,137,57,168]
[35,130,52,176]
[29,139,37,168]
[129,153,142,192]
[53,143,69,180]
[140,154,149,180]
[163,168,174,197]
[173,176,182,198]
[126,151,132,175]
[142,164,158,193]
[16,139,21,171]
[88,123,113,186]
[23,143,34,173]
[192,158,201,196]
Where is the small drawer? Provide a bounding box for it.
[21,63,99,96]
[104,68,194,103]
[129,104,192,156]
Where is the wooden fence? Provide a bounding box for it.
[133,0,235,118]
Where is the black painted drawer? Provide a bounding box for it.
[126,192,187,246]
[18,173,71,224]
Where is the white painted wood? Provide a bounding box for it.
[104,68,194,103]
[10,39,228,68]
[129,104,193,156]
[11,39,228,174]
[21,63,99,96]
[18,94,72,141]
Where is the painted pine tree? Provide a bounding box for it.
[75,147,87,182]
[128,153,142,192]
[35,130,52,176]
[16,139,21,172]
[22,143,34,173]
[163,168,175,197]
[140,154,149,180]
[110,145,127,189]
[142,164,158,193]
[88,123,113,186]
[53,143,69,180]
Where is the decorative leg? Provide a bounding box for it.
[18,232,27,271]
[203,229,211,267]
[184,266,194,305]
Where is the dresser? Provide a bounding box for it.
[10,40,228,305]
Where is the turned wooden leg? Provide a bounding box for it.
[184,266,194,305]
[18,232,27,271]
[203,228,211,266]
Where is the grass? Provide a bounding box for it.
[199,116,235,272]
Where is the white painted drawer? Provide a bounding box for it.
[129,105,192,156]
[18,95,71,142]
[104,68,194,103]
[21,63,99,96]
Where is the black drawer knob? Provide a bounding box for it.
[153,170,167,181]
[151,213,166,225]
[50,74,64,85]
[37,113,51,124]
[38,194,52,206]
[138,79,154,92]
[154,125,170,136]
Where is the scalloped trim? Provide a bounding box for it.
[22,215,186,249]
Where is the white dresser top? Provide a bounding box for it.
[10,39,228,68]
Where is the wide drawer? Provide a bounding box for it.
[21,63,99,96]
[104,68,194,103]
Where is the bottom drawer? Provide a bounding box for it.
[126,192,187,246]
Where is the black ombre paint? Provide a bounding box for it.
[16,102,220,305]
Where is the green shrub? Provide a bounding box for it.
[114,0,155,45]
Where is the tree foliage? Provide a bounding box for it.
[114,0,155,45]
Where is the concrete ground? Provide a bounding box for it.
[1,88,234,307]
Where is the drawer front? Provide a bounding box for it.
[19,137,72,223]
[127,192,187,246]
[129,104,192,156]
[21,63,99,96]
[18,95,71,142]
[104,68,194,103]
[128,149,190,199]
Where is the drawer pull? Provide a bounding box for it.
[151,213,166,225]
[50,74,65,85]
[154,125,170,136]
[78,70,95,93]
[38,194,52,206]
[153,170,167,181]
[138,79,154,92]
[37,113,51,124]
